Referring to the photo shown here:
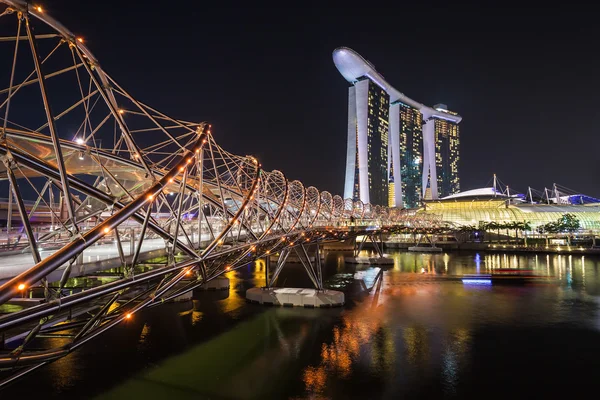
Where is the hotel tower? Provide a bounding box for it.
[333,47,462,208]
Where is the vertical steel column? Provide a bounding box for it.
[4,159,41,264]
[48,179,54,231]
[2,16,21,249]
[25,16,78,234]
[129,227,135,256]
[269,247,291,287]
[6,181,12,248]
[295,246,319,289]
[315,243,323,290]
[265,255,270,288]
[114,228,126,266]
[131,204,153,269]
[171,167,188,257]
[197,148,203,248]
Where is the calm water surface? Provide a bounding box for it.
[4,250,600,399]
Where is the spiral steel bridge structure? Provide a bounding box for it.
[0,0,408,386]
[0,0,429,386]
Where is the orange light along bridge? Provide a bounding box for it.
[0,0,447,386]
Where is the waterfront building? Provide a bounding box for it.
[418,187,600,231]
[333,47,462,207]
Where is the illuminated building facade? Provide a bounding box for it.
[344,78,389,205]
[393,102,423,208]
[334,47,462,207]
[420,188,600,231]
[433,104,460,198]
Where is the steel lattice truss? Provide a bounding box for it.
[0,0,433,385]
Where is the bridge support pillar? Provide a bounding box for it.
[246,287,344,308]
[264,256,270,288]
[129,228,135,256]
[345,233,394,265]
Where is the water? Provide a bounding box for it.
[3,250,600,399]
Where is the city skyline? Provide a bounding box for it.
[1,2,599,398]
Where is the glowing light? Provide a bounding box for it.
[147,194,154,201]
[169,178,174,183]
[179,167,184,172]
[225,266,231,271]
[462,279,492,285]
[17,283,26,291]
[36,6,43,13]
[186,269,192,276]
[103,227,110,234]
[75,137,84,145]
[265,250,270,255]
[125,313,132,320]
[77,37,84,43]
[118,109,124,114]
[187,158,192,164]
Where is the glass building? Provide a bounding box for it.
[334,47,462,207]
[344,77,389,206]
[366,79,389,206]
[395,102,423,208]
[433,104,460,198]
[421,197,600,232]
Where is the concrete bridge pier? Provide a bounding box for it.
[246,244,344,308]
[345,232,394,265]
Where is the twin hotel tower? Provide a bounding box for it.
[334,47,461,209]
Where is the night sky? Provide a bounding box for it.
[41,1,600,197]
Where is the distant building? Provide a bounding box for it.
[334,47,462,207]
[344,78,389,206]
[433,104,460,198]
[395,102,423,208]
[420,187,600,231]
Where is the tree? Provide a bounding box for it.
[538,214,581,245]
[559,213,580,233]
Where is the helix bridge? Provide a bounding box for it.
[0,0,436,385]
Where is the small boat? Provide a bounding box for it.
[462,273,550,286]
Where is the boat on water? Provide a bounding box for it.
[462,272,552,285]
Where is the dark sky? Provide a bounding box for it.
[45,1,600,197]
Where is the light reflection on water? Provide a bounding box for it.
[3,250,600,399]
